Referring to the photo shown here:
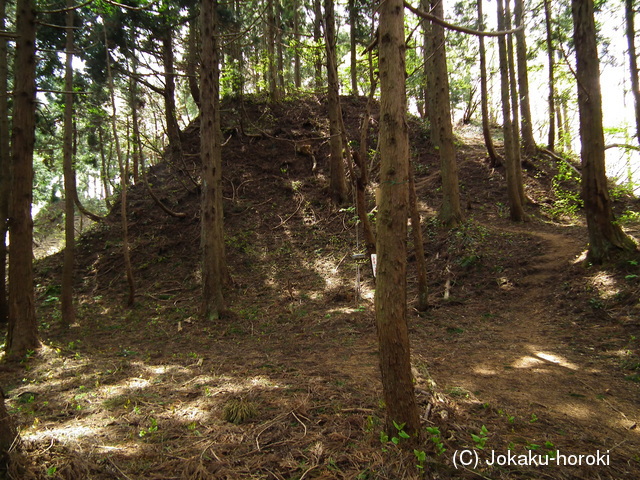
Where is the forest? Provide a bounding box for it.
[0,0,639,478]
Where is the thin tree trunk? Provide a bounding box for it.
[376,0,421,440]
[105,25,135,307]
[477,0,501,166]
[497,0,526,222]
[349,0,358,95]
[201,0,227,319]
[163,27,183,163]
[98,125,112,208]
[544,0,556,150]
[626,0,640,145]
[0,0,10,325]
[422,0,435,132]
[430,0,462,228]
[571,0,637,263]
[62,0,75,326]
[313,0,323,90]
[267,0,279,101]
[293,0,301,89]
[275,0,285,94]
[129,40,141,185]
[504,0,526,204]
[409,165,428,312]
[187,18,201,107]
[514,0,536,155]
[325,0,348,205]
[7,0,39,359]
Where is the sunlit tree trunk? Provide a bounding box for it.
[409,166,428,312]
[313,0,323,90]
[187,19,201,106]
[324,0,348,205]
[477,0,500,166]
[430,0,462,228]
[626,0,640,145]
[514,0,536,156]
[0,0,10,325]
[62,0,75,326]
[497,0,526,221]
[349,0,358,95]
[376,0,421,440]
[572,0,637,263]
[7,0,39,358]
[201,0,227,319]
[422,0,434,128]
[544,0,556,150]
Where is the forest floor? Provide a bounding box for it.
[2,96,640,480]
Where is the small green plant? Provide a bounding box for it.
[380,421,411,447]
[530,413,538,423]
[223,398,257,424]
[426,426,446,455]
[139,417,158,437]
[471,425,489,450]
[414,449,427,470]
[46,466,57,476]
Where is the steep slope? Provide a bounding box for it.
[2,95,639,479]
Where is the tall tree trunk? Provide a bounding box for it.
[201,0,227,319]
[422,0,434,129]
[349,0,358,95]
[187,18,201,107]
[497,0,526,221]
[275,0,285,94]
[129,36,141,185]
[313,0,323,90]
[543,0,556,150]
[267,0,280,101]
[376,0,421,440]
[293,0,301,89]
[477,0,501,166]
[105,25,135,307]
[626,0,640,145]
[7,0,39,359]
[409,166,428,312]
[98,125,112,208]
[430,0,462,228]
[0,0,10,325]
[514,0,536,156]
[504,0,526,204]
[163,27,183,163]
[571,0,637,263]
[324,0,348,205]
[62,0,75,326]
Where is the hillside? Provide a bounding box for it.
[2,96,640,479]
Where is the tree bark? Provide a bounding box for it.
[514,0,536,156]
[376,0,421,440]
[324,0,348,205]
[0,0,10,325]
[62,0,75,326]
[0,387,16,471]
[201,0,227,319]
[105,26,135,307]
[187,18,201,107]
[409,166,428,311]
[266,0,280,101]
[497,0,526,221]
[7,0,39,359]
[162,27,183,163]
[349,0,358,95]
[626,0,640,145]
[430,0,462,228]
[543,0,556,150]
[477,0,501,166]
[571,0,637,263]
[293,0,301,89]
[313,0,323,90]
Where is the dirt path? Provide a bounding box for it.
[421,224,640,474]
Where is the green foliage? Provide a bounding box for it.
[471,425,489,450]
[425,426,446,455]
[547,160,583,218]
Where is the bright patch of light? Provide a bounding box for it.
[534,352,579,370]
